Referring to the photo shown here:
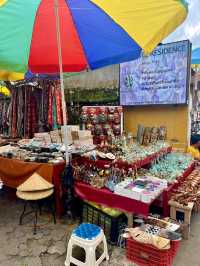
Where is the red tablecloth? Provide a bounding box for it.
[75,181,151,216]
[75,161,195,218]
[52,162,66,217]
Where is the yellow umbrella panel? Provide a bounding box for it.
[92,0,188,54]
[0,70,24,81]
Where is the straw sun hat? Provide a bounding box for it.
[16,188,54,201]
[16,173,54,201]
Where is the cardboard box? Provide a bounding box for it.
[74,139,94,147]
[34,132,51,144]
[50,130,61,143]
[61,125,79,143]
[78,130,92,140]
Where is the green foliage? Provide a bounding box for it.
[65,87,119,104]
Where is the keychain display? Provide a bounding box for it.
[80,106,123,144]
[148,153,193,182]
[73,161,136,191]
[170,167,200,212]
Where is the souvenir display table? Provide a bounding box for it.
[73,146,172,170]
[74,146,195,224]
[74,162,194,226]
[0,130,95,218]
[75,181,155,226]
[0,157,65,217]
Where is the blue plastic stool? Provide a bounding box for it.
[65,223,109,266]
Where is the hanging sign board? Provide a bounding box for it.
[120,40,191,106]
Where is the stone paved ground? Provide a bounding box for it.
[0,188,136,266]
[1,188,200,266]
[0,189,77,266]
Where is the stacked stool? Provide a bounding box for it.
[65,223,109,266]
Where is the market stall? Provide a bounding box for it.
[73,139,194,221]
[0,127,95,217]
[0,157,65,217]
[74,160,195,222]
[0,0,192,264]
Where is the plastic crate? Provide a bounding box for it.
[126,238,180,266]
[81,202,127,244]
[171,240,180,259]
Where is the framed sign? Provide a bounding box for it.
[120,40,191,106]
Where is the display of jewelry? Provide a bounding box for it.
[170,167,200,211]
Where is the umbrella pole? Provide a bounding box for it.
[54,0,69,164]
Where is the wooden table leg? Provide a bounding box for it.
[125,212,133,227]
[52,163,65,218]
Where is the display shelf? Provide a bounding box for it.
[75,181,153,217]
[73,147,195,218]
[72,146,172,170]
[154,163,195,217]
[74,162,195,218]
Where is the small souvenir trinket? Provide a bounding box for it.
[113,124,121,135]
[98,113,107,123]
[95,125,102,135]
[90,114,98,124]
[159,126,167,140]
[142,127,151,146]
[108,113,114,122]
[80,112,88,123]
[150,127,158,144]
[86,123,93,130]
[108,106,115,113]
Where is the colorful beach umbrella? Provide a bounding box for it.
[0,0,188,74]
[192,48,200,65]
[0,0,188,162]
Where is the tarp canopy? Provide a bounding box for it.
[64,65,119,90]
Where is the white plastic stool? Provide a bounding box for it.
[65,223,109,266]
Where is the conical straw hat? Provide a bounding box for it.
[17,173,54,192]
[16,188,54,201]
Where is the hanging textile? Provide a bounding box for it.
[55,81,62,125]
[43,83,50,130]
[31,88,38,135]
[1,80,63,139]
[17,87,24,137]
[48,84,53,128]
[11,89,18,138]
[52,95,58,130]
[0,98,10,135]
